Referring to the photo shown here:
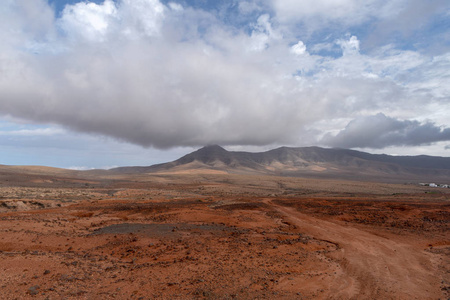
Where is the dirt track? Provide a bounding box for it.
[0,172,448,299]
[271,201,444,299]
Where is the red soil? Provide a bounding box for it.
[0,173,448,299]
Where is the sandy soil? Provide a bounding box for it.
[0,172,448,299]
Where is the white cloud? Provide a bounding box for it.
[337,35,360,56]
[247,14,281,52]
[238,1,263,15]
[67,165,117,170]
[269,0,450,52]
[168,2,183,12]
[58,0,117,42]
[57,0,166,42]
[291,41,306,55]
[0,0,448,156]
[118,0,165,38]
[270,0,380,25]
[0,127,65,136]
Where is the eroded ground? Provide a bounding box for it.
[0,172,449,299]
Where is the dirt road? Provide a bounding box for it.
[271,200,446,299]
[0,172,448,299]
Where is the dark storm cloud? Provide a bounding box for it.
[321,113,450,149]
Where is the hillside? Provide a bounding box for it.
[112,145,450,182]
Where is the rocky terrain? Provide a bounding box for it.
[113,145,450,183]
[0,166,448,299]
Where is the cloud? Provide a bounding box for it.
[271,0,371,21]
[0,127,65,136]
[238,1,264,15]
[0,0,311,148]
[67,165,117,170]
[0,0,449,152]
[58,0,166,41]
[290,41,306,55]
[58,0,118,42]
[269,0,450,55]
[364,0,450,50]
[321,113,450,149]
[336,36,359,56]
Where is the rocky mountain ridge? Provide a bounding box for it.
[112,145,450,182]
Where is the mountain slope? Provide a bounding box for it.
[112,145,450,182]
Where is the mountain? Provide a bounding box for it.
[112,145,450,182]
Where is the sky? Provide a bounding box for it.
[0,0,449,169]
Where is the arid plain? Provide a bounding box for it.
[0,165,449,299]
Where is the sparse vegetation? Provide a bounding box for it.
[0,167,448,299]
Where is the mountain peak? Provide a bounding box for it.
[174,145,230,165]
[199,145,227,152]
[112,146,450,182]
[193,145,229,158]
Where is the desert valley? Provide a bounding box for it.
[3,0,450,298]
[0,146,449,299]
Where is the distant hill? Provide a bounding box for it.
[0,164,93,187]
[111,145,450,183]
